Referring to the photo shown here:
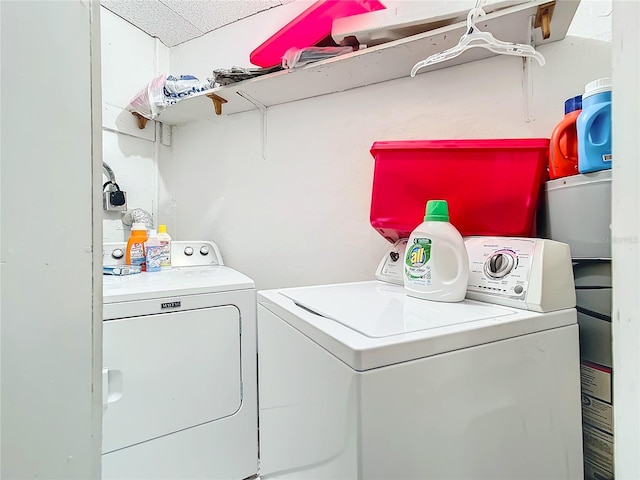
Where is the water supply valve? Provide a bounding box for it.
[103,181,127,211]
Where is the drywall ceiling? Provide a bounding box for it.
[100,0,297,47]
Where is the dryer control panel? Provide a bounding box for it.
[103,240,223,267]
[465,236,576,313]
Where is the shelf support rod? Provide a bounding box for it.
[237,91,268,160]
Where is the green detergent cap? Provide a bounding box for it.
[425,200,450,222]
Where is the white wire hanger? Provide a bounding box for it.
[410,0,545,77]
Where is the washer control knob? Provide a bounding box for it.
[514,285,524,294]
[184,246,194,256]
[111,248,124,260]
[200,246,210,256]
[484,251,516,279]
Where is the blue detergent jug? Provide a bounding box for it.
[577,78,612,173]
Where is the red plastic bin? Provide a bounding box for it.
[369,139,550,242]
[250,0,386,68]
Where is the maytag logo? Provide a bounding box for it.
[161,301,181,309]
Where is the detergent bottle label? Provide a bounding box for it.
[146,246,163,272]
[160,241,171,268]
[405,237,432,283]
[129,242,145,267]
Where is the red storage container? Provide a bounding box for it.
[250,0,386,68]
[369,139,550,242]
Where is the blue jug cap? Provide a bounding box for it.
[564,95,582,114]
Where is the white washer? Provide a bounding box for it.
[102,241,257,480]
[257,237,584,479]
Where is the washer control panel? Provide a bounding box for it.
[374,236,574,312]
[466,237,536,303]
[464,236,575,312]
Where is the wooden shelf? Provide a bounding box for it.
[151,0,578,127]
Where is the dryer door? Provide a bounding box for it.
[102,305,241,453]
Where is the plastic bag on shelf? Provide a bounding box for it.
[162,75,209,105]
[127,74,167,120]
[282,46,354,69]
[128,74,210,120]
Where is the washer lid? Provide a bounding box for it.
[258,281,576,371]
[282,282,510,338]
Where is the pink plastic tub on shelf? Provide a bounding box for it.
[369,139,550,242]
[250,0,386,68]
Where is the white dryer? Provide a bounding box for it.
[257,237,584,479]
[102,241,257,480]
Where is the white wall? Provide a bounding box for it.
[611,0,640,476]
[567,0,612,41]
[101,8,169,242]
[0,1,102,478]
[160,1,612,290]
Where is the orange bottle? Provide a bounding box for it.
[126,222,148,271]
[549,95,582,179]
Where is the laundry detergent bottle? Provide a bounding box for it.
[126,222,148,271]
[157,224,172,269]
[577,77,612,173]
[145,229,163,272]
[549,95,582,179]
[404,200,469,302]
